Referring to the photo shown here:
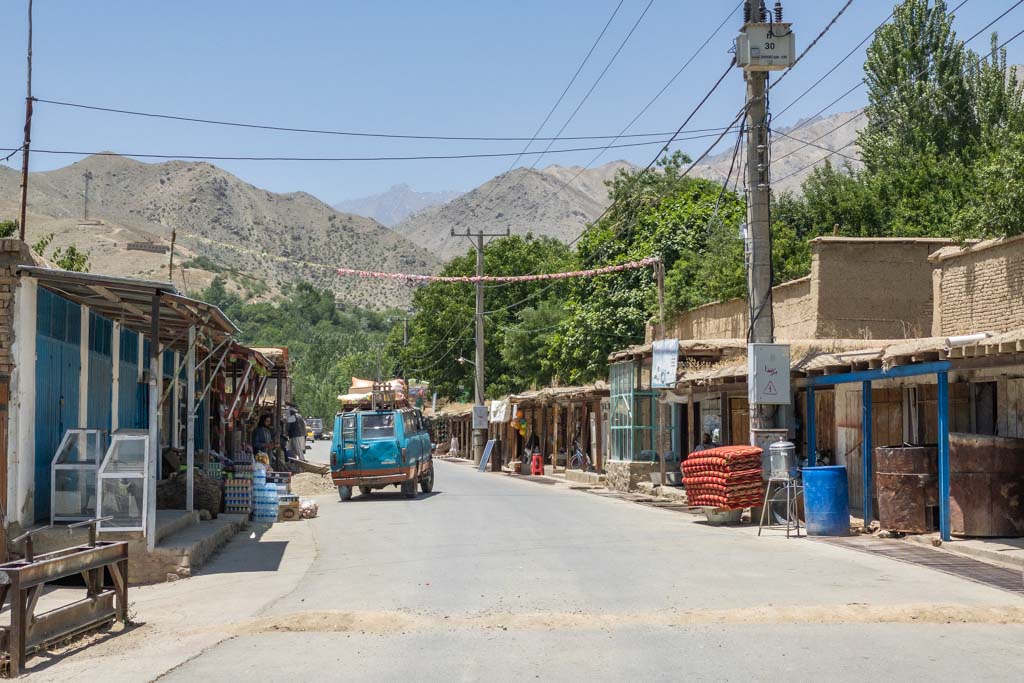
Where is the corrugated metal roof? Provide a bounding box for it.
[18,265,237,352]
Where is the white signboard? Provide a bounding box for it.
[651,338,680,389]
[472,405,489,430]
[748,343,791,405]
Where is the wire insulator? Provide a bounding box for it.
[744,1,752,23]
[775,2,783,22]
[759,1,769,22]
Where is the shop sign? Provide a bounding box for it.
[652,339,680,388]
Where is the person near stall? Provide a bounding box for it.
[252,413,275,456]
[286,405,306,461]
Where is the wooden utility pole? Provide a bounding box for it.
[450,227,509,465]
[167,229,177,282]
[737,2,795,441]
[18,0,34,241]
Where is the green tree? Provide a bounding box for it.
[396,234,573,398]
[952,132,1024,239]
[0,220,17,238]
[549,153,746,382]
[51,245,91,272]
[499,298,567,390]
[31,232,90,272]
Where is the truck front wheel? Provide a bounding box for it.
[338,485,353,501]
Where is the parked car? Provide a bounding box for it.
[330,407,433,500]
[305,417,325,440]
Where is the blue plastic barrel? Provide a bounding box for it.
[802,465,850,536]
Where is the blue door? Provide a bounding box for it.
[35,290,81,521]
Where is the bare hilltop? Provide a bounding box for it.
[0,155,439,308]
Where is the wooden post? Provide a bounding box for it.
[541,405,549,468]
[146,293,161,552]
[186,326,196,512]
[687,392,696,455]
[553,403,560,472]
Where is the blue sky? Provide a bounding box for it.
[2,1,1022,204]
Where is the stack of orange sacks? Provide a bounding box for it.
[681,445,764,510]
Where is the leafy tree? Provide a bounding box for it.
[952,132,1024,239]
[499,298,567,390]
[395,234,573,398]
[549,153,746,382]
[31,232,90,272]
[0,220,17,238]
[52,245,91,272]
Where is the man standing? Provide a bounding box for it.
[286,405,306,462]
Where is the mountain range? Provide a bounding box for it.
[0,108,862,308]
[333,184,463,227]
[392,161,634,261]
[0,155,438,308]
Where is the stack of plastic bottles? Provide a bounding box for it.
[251,465,279,523]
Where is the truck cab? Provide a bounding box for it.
[330,407,434,501]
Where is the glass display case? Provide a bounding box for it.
[51,429,106,522]
[97,430,149,532]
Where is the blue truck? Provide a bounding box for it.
[330,406,434,501]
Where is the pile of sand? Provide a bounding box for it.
[291,472,337,496]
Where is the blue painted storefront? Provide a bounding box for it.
[33,289,158,520]
[34,289,82,520]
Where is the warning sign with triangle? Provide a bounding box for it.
[764,380,778,396]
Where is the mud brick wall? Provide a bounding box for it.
[812,239,949,340]
[0,240,36,376]
[932,236,1024,336]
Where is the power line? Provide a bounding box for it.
[548,1,743,204]
[31,97,747,143]
[774,23,1024,183]
[770,126,860,163]
[769,0,856,91]
[567,56,738,248]
[769,3,1022,175]
[772,8,895,121]
[0,132,738,163]
[529,0,656,170]
[499,0,625,171]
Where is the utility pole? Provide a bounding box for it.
[451,227,509,465]
[18,0,34,241]
[167,228,177,282]
[737,2,795,440]
[82,171,92,221]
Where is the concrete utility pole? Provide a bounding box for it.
[451,227,509,464]
[737,2,795,439]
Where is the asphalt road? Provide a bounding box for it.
[163,448,1024,682]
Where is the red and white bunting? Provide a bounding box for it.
[336,256,660,283]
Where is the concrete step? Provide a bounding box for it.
[154,509,200,545]
[132,514,247,583]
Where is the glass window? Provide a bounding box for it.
[342,413,356,440]
[361,412,396,439]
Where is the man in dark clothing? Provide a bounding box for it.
[252,414,274,455]
[286,406,306,461]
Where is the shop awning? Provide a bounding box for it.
[17,266,237,350]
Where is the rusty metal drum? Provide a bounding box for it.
[874,446,938,533]
[950,433,1024,537]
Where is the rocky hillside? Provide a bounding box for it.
[0,155,439,308]
[334,183,462,227]
[392,160,633,260]
[692,109,865,193]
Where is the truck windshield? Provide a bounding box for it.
[361,413,396,439]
